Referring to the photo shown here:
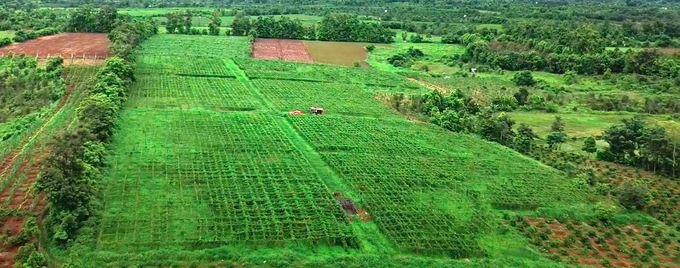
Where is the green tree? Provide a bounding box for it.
[564,70,578,85]
[616,179,651,210]
[365,44,375,52]
[231,12,251,36]
[208,10,221,36]
[546,116,567,149]
[183,9,192,34]
[513,88,530,106]
[94,5,118,33]
[65,5,95,32]
[165,12,181,34]
[478,111,516,146]
[512,71,536,87]
[514,123,538,153]
[582,137,598,154]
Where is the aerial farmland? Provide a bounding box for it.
[1,1,680,268]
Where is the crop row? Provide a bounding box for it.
[288,115,585,256]
[137,55,236,77]
[96,110,357,252]
[288,115,458,157]
[253,79,401,117]
[127,75,261,110]
[235,58,421,88]
[138,35,252,58]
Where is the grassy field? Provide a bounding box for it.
[367,42,465,72]
[303,41,375,67]
[61,34,595,267]
[0,30,14,39]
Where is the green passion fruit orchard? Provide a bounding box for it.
[64,35,587,267]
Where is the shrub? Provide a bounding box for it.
[512,71,536,87]
[616,179,652,210]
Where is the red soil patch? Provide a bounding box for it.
[252,38,313,63]
[0,33,110,59]
[0,217,26,268]
[515,217,680,268]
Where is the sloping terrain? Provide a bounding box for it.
[66,35,588,267]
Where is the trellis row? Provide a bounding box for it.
[96,111,357,252]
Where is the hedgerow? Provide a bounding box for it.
[36,18,155,246]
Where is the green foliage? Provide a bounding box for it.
[512,71,536,87]
[65,5,118,33]
[14,243,46,268]
[38,55,136,244]
[387,47,425,68]
[616,179,652,210]
[0,54,65,140]
[599,116,680,178]
[582,137,597,154]
[546,116,567,149]
[365,44,375,52]
[317,13,394,43]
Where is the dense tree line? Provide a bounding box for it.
[0,7,66,31]
[64,5,119,33]
[37,17,154,245]
[230,13,394,43]
[599,117,679,178]
[462,41,680,78]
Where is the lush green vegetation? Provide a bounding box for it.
[2,0,680,267]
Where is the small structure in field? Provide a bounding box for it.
[470,68,477,74]
[333,192,357,215]
[310,107,324,115]
[289,110,304,116]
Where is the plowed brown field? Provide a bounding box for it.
[0,33,110,58]
[252,38,313,63]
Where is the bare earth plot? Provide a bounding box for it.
[0,33,110,64]
[252,38,313,63]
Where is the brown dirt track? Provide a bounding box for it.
[252,38,313,63]
[0,33,110,58]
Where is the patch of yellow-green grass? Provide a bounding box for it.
[509,111,672,139]
[0,30,15,39]
[303,41,389,67]
[392,30,442,43]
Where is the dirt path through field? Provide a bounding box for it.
[407,78,451,93]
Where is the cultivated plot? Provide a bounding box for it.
[0,33,110,58]
[236,58,421,88]
[288,115,586,255]
[303,41,374,67]
[97,110,357,252]
[253,79,400,117]
[137,55,235,77]
[138,35,251,58]
[252,38,313,63]
[127,75,260,110]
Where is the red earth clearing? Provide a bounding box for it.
[252,38,313,63]
[0,33,110,59]
[0,82,79,266]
